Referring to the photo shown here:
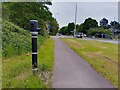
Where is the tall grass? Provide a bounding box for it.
[2,38,54,88]
[2,20,54,88]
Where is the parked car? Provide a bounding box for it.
[106,35,113,39]
[75,33,83,38]
[95,33,113,39]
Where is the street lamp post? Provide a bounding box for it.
[113,17,115,35]
[74,2,77,37]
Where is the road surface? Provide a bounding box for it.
[53,37,114,88]
[56,35,119,44]
[82,37,119,44]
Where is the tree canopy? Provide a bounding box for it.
[87,27,112,36]
[83,18,98,31]
[2,2,59,36]
[67,22,75,35]
[100,18,108,26]
[59,26,68,35]
[49,18,59,35]
[110,21,120,30]
[100,18,109,29]
[59,22,75,35]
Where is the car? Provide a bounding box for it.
[106,35,113,39]
[57,33,62,36]
[75,33,83,38]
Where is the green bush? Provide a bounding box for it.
[87,27,112,36]
[2,20,31,58]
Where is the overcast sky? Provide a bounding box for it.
[48,1,119,28]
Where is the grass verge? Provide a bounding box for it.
[61,38,118,87]
[2,37,54,88]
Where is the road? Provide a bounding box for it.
[82,37,119,44]
[56,35,119,44]
[53,37,114,88]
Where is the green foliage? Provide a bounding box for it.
[76,18,98,34]
[110,21,120,30]
[100,18,108,27]
[67,22,75,35]
[84,18,98,30]
[2,2,58,35]
[83,18,98,34]
[2,38,54,88]
[76,23,84,33]
[2,20,32,58]
[5,44,15,58]
[49,18,59,35]
[59,22,75,35]
[59,26,68,35]
[2,3,10,21]
[2,2,51,30]
[59,17,98,35]
[87,27,112,36]
[39,64,48,71]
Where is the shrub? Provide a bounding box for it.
[87,27,112,36]
[2,20,31,58]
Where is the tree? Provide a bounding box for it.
[110,21,120,35]
[67,22,75,35]
[2,2,59,36]
[83,18,98,31]
[110,21,120,30]
[100,18,109,28]
[76,23,85,33]
[87,27,112,36]
[49,18,59,35]
[59,22,74,35]
[77,18,98,34]
[59,26,68,35]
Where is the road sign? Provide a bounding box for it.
[48,25,51,29]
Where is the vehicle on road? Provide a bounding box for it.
[95,33,113,39]
[75,33,83,38]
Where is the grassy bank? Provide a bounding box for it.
[2,20,32,58]
[2,37,54,88]
[61,38,118,87]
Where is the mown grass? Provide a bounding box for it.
[61,38,118,87]
[2,37,54,88]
